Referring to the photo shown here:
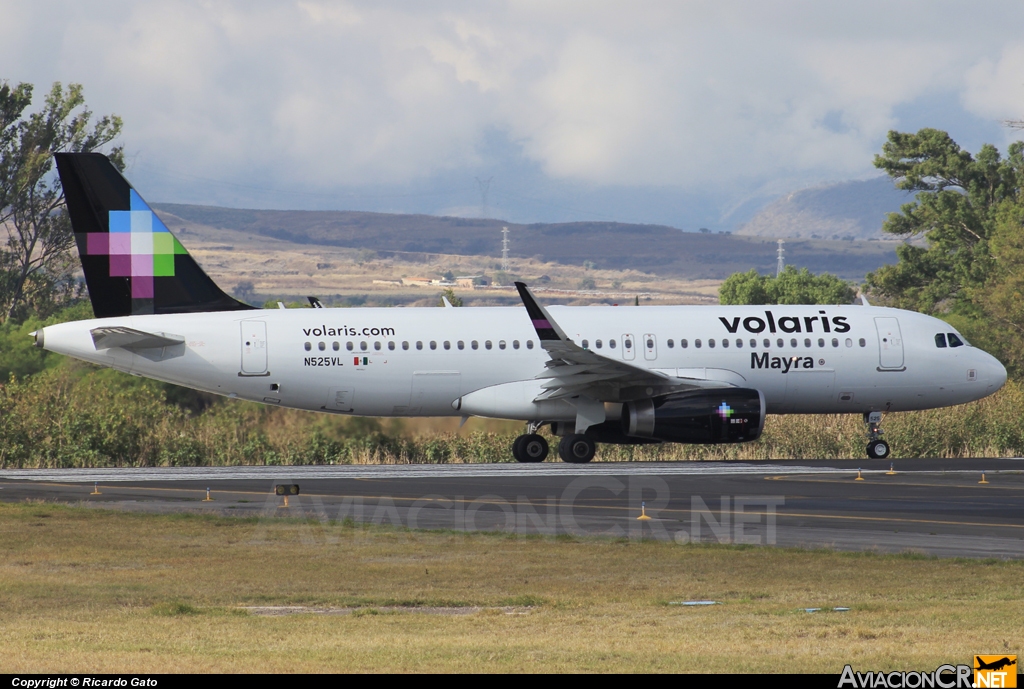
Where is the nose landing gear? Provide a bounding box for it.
[864,411,890,459]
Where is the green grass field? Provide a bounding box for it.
[1,502,1020,673]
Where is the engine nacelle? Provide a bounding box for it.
[622,388,765,444]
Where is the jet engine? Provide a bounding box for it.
[621,389,765,444]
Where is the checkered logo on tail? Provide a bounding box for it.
[80,189,189,298]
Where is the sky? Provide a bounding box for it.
[3,1,1024,229]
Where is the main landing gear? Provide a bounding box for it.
[510,423,597,463]
[512,423,549,463]
[557,434,596,464]
[864,411,890,459]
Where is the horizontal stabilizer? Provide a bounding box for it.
[91,326,185,351]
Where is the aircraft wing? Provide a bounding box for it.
[91,327,185,351]
[514,282,733,402]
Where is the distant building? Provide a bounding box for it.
[455,275,487,288]
[401,277,432,287]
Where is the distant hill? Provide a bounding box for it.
[153,203,897,280]
[736,177,912,241]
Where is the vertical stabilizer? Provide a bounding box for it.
[54,152,253,318]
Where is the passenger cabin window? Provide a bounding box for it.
[804,338,811,348]
[485,340,492,350]
[948,333,964,348]
[624,338,632,349]
[935,333,948,348]
[319,342,326,351]
[333,342,340,351]
[581,339,589,349]
[858,338,866,347]
[595,339,603,349]
[443,341,451,350]
[388,341,395,351]
[609,339,617,349]
[777,339,784,348]
[347,342,354,351]
[832,338,839,347]
[402,341,409,350]
[667,339,674,348]
[472,340,479,350]
[457,341,464,350]
[304,342,311,351]
[695,339,702,348]
[499,340,507,350]
[374,341,382,351]
[680,339,688,348]
[790,338,797,348]
[526,340,534,349]
[360,341,368,351]
[416,341,423,350]
[762,339,769,348]
[513,340,520,349]
[845,338,852,348]
[736,339,743,348]
[721,338,728,348]
[430,341,437,350]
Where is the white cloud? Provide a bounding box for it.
[964,44,1024,124]
[2,0,1023,217]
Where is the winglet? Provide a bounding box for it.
[514,282,569,342]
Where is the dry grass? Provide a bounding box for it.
[1,502,1021,672]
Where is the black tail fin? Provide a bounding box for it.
[55,152,253,318]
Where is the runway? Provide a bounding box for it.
[3,458,1023,559]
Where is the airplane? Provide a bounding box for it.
[975,657,1017,672]
[33,153,1008,463]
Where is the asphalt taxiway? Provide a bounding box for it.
[2,459,1023,558]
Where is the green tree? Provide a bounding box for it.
[719,266,855,305]
[0,81,124,321]
[438,287,463,307]
[865,128,1024,314]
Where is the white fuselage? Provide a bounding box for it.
[39,303,1007,421]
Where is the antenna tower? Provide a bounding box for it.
[501,226,510,272]
[475,176,493,219]
[776,239,785,277]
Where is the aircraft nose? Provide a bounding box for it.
[985,352,1007,391]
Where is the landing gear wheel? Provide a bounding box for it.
[511,435,527,462]
[558,434,596,463]
[866,440,890,459]
[519,434,549,463]
[863,411,889,460]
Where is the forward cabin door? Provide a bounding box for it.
[240,320,268,376]
[874,317,905,370]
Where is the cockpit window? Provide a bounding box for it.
[947,333,964,348]
[935,333,947,348]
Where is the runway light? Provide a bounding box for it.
[276,484,299,508]
[90,482,101,495]
[979,473,989,484]
[855,468,865,481]
[886,463,896,475]
[637,501,651,521]
[203,487,213,502]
